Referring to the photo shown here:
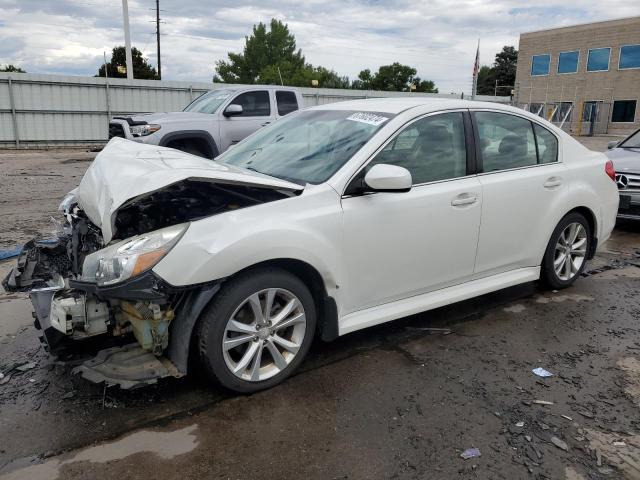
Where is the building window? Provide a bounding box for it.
[587,48,610,72]
[611,100,637,123]
[557,51,579,74]
[531,54,550,76]
[551,102,573,123]
[619,45,640,70]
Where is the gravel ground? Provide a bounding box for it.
[1,135,639,480]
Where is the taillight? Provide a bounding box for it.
[605,159,616,182]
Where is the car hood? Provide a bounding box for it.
[606,147,640,174]
[126,111,214,125]
[77,137,303,243]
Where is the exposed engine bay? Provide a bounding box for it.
[2,173,295,388]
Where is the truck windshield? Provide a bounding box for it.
[184,89,235,114]
[218,110,394,185]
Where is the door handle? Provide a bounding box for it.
[261,121,271,126]
[543,177,563,189]
[451,193,478,207]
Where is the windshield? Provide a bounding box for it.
[218,110,394,184]
[620,129,640,148]
[183,89,235,114]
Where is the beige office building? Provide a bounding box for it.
[514,16,640,136]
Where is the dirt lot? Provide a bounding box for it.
[1,136,640,480]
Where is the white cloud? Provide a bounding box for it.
[0,0,634,93]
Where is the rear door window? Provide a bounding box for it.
[474,112,538,172]
[276,91,299,116]
[230,91,271,117]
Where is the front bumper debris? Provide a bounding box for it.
[73,343,182,389]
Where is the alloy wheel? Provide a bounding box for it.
[553,222,587,281]
[222,288,307,382]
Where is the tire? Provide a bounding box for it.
[541,212,591,289]
[197,268,316,393]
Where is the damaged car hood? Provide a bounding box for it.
[78,137,304,243]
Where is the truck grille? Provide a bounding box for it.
[108,122,125,139]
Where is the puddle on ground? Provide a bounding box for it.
[618,357,640,408]
[0,424,199,480]
[535,293,594,304]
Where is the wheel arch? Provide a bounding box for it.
[540,205,598,266]
[224,258,339,342]
[566,206,597,259]
[159,130,220,159]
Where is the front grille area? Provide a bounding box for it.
[615,172,640,192]
[108,122,125,139]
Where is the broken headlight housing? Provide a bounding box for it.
[81,223,188,286]
[130,124,161,137]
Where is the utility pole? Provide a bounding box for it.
[122,0,134,79]
[156,0,161,79]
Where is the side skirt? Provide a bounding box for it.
[338,267,541,335]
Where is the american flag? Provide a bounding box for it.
[472,40,480,98]
[473,42,480,77]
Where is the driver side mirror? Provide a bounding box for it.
[607,140,618,150]
[363,164,412,192]
[223,104,243,117]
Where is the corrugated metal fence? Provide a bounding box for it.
[0,73,510,148]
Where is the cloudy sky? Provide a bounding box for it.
[0,0,637,93]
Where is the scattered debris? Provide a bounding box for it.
[515,421,525,427]
[532,367,554,378]
[62,391,76,400]
[577,410,595,419]
[460,448,481,460]
[561,415,573,421]
[16,362,37,372]
[533,400,554,406]
[613,441,626,447]
[0,374,10,385]
[550,436,569,451]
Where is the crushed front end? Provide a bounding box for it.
[2,195,192,388]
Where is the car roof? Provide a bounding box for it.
[310,97,520,115]
[210,85,300,93]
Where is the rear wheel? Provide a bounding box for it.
[541,212,591,289]
[197,268,316,393]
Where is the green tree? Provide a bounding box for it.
[352,63,437,92]
[215,19,305,84]
[476,65,496,95]
[412,76,438,93]
[493,46,517,91]
[0,64,26,73]
[97,46,158,79]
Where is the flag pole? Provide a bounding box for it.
[472,39,480,100]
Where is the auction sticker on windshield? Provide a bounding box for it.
[346,112,389,126]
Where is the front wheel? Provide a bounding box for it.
[541,212,591,289]
[197,268,316,393]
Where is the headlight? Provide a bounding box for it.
[130,124,161,137]
[81,223,188,286]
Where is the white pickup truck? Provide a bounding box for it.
[108,85,303,158]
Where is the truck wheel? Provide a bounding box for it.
[197,268,316,393]
[541,212,591,289]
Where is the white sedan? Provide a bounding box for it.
[3,99,619,392]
